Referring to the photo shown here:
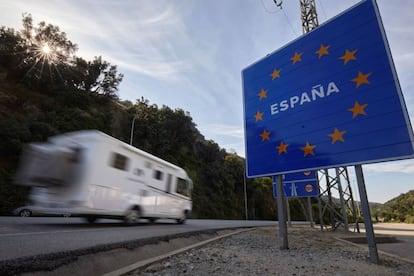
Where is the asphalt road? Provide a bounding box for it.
[370,223,414,263]
[1,217,412,265]
[0,217,277,261]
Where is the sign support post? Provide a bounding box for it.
[274,175,288,249]
[243,173,248,220]
[355,165,378,264]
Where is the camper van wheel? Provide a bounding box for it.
[124,209,140,225]
[176,211,187,224]
[85,217,97,223]
[19,209,32,217]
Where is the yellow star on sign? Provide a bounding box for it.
[276,141,289,155]
[254,111,263,122]
[328,128,347,144]
[260,129,271,141]
[270,68,281,80]
[315,44,330,59]
[339,49,357,65]
[351,71,372,88]
[290,52,303,64]
[257,88,268,100]
[301,142,316,157]
[348,101,368,118]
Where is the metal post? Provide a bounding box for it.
[355,165,379,264]
[244,174,248,220]
[274,175,288,249]
[130,116,137,145]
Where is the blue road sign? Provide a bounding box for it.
[283,171,317,183]
[274,171,319,198]
[273,180,319,198]
[242,0,414,178]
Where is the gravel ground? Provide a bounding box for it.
[130,226,414,276]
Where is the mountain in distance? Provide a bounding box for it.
[320,190,414,224]
[374,190,414,223]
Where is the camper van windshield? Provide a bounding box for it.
[176,177,190,197]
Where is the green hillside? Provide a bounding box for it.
[374,190,414,223]
[0,14,284,220]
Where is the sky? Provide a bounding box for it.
[1,0,413,204]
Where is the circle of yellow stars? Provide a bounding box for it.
[253,43,372,158]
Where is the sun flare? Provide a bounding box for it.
[42,43,51,54]
[26,39,62,80]
[31,40,62,66]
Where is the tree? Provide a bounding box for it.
[0,14,123,98]
[20,13,77,64]
[0,26,25,71]
[71,56,123,99]
[15,13,77,89]
[249,177,276,220]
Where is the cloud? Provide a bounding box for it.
[95,5,194,83]
[110,55,192,83]
[364,159,414,174]
[26,1,196,84]
[202,124,244,139]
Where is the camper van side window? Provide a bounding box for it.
[153,170,163,180]
[176,178,190,197]
[110,153,129,171]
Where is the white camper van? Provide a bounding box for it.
[15,130,193,224]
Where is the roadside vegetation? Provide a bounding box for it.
[373,190,414,223]
[0,14,280,219]
[1,14,412,223]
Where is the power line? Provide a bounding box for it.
[281,7,299,36]
[260,0,281,14]
[265,0,298,37]
[316,0,328,22]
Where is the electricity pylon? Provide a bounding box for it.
[274,0,360,232]
[300,0,319,33]
[298,0,359,232]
